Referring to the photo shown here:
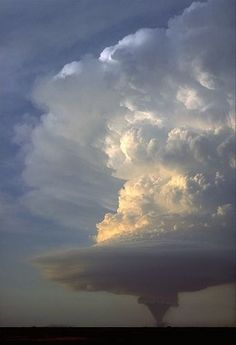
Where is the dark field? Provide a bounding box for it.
[0,327,233,344]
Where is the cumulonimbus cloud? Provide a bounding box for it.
[19,0,235,244]
[27,0,235,326]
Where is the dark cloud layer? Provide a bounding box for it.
[34,235,236,325]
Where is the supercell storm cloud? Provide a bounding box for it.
[1,0,235,329]
[27,0,236,326]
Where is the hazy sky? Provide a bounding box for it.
[0,0,235,327]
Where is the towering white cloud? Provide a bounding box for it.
[20,0,235,243]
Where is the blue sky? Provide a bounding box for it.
[0,0,235,326]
